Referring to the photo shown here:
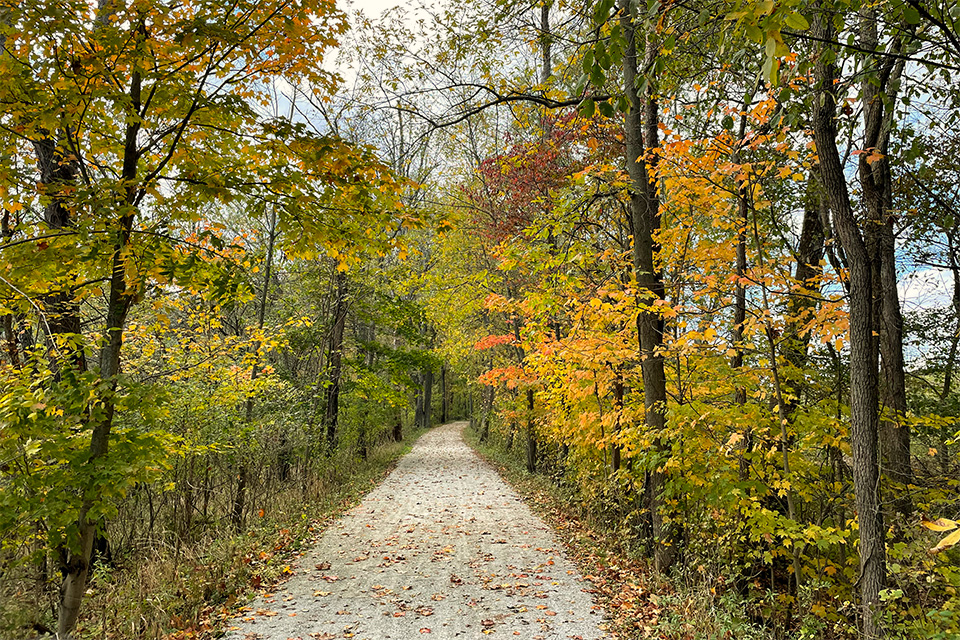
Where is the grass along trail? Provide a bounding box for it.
[221,421,607,640]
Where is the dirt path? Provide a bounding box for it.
[222,421,606,640]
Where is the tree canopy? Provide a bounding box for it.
[2,0,960,638]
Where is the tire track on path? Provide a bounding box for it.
[222,421,606,640]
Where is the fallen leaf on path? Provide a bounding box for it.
[315,562,331,571]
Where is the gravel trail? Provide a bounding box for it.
[222,421,606,640]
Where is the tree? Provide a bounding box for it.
[0,0,401,633]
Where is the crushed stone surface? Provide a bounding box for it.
[222,421,607,640]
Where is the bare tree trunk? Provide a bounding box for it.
[611,370,623,473]
[393,410,403,442]
[480,385,495,442]
[32,134,86,372]
[856,9,913,519]
[524,389,537,473]
[323,270,349,449]
[414,375,426,430]
[731,112,751,480]
[1,209,21,367]
[422,367,434,429]
[621,0,673,573]
[812,9,885,637]
[441,363,449,424]
[540,2,552,85]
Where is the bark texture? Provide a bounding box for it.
[323,270,349,449]
[621,0,673,572]
[811,8,885,637]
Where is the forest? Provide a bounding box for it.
[0,0,959,638]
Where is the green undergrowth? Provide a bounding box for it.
[8,431,421,640]
[463,425,768,640]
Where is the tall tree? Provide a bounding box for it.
[0,0,402,632]
[809,6,885,637]
[619,0,674,572]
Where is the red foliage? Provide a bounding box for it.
[478,365,535,389]
[461,112,596,243]
[473,334,517,350]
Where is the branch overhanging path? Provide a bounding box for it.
[222,421,606,639]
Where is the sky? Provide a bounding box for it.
[343,0,407,19]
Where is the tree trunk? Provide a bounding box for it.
[441,363,449,423]
[540,2,551,85]
[621,0,673,573]
[57,58,145,636]
[856,9,913,519]
[611,370,623,473]
[323,270,349,449]
[942,232,960,401]
[414,375,426,430]
[33,134,86,372]
[422,367,434,429]
[812,9,885,637]
[393,411,403,442]
[782,176,826,412]
[1,210,21,367]
[731,113,751,480]
[525,389,537,473]
[480,385,494,442]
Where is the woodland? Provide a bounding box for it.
[0,0,959,638]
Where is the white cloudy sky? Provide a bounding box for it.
[343,0,406,18]
[899,267,954,312]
